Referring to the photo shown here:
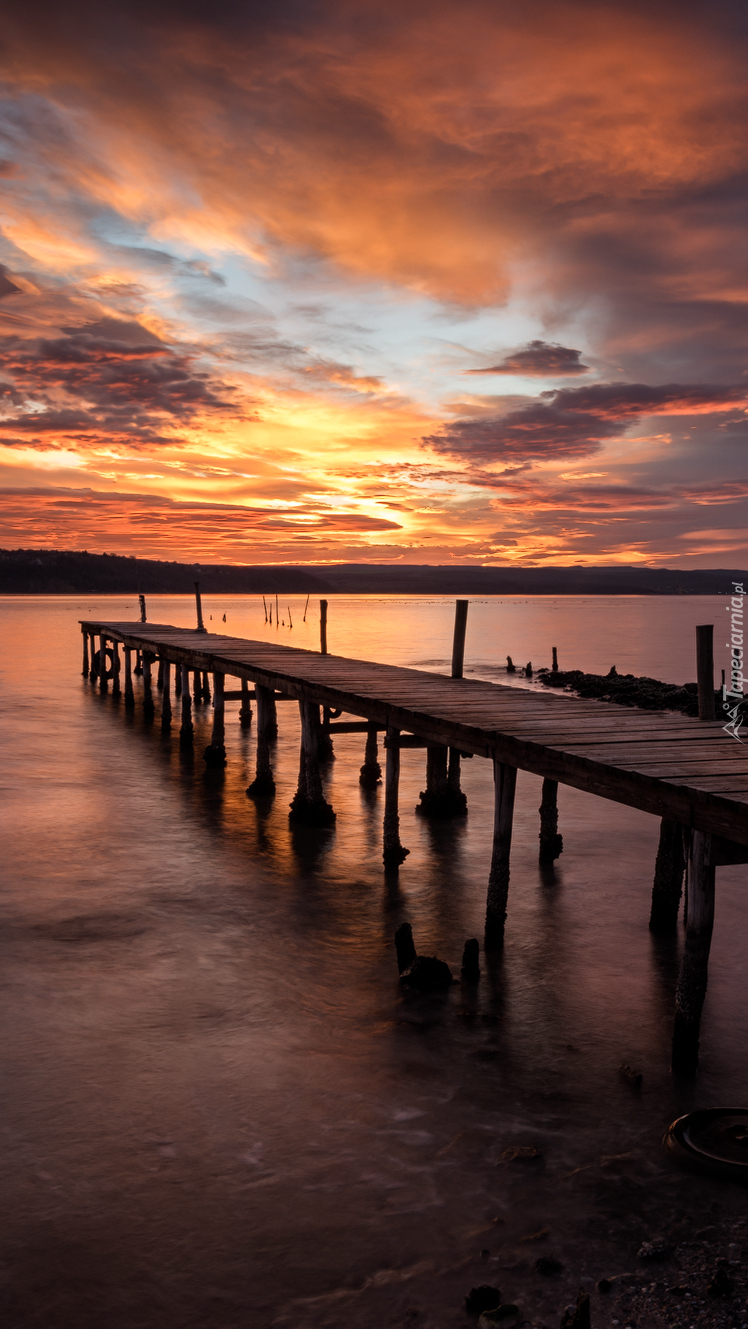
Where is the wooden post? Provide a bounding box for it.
[157,657,164,690]
[672,831,715,1075]
[538,778,563,864]
[134,649,143,676]
[383,728,409,870]
[552,646,559,673]
[99,634,108,692]
[192,669,202,705]
[142,651,154,716]
[161,660,172,729]
[485,761,517,948]
[124,647,135,708]
[88,631,98,679]
[239,678,253,728]
[696,624,716,720]
[451,599,468,677]
[204,671,227,765]
[201,671,211,703]
[246,684,276,796]
[320,599,328,654]
[81,630,89,677]
[289,700,336,825]
[139,593,146,623]
[194,580,206,633]
[318,707,335,761]
[111,639,121,696]
[649,818,685,932]
[179,663,193,746]
[359,721,382,787]
[175,662,182,697]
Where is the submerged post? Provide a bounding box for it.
[289,701,336,825]
[161,660,172,729]
[81,630,89,677]
[139,594,146,623]
[247,684,276,796]
[451,599,468,677]
[696,624,716,720]
[192,670,202,706]
[672,830,715,1075]
[124,646,135,708]
[649,818,685,932]
[320,599,328,655]
[383,728,409,870]
[205,671,226,765]
[538,778,563,864]
[88,631,98,680]
[201,671,211,704]
[157,657,164,690]
[359,720,382,787]
[175,663,182,697]
[179,663,193,747]
[485,761,517,948]
[239,678,253,728]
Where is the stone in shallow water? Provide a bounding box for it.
[464,1284,502,1314]
[400,955,453,992]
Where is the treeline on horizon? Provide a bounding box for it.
[0,548,744,596]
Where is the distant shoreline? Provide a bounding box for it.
[1,549,745,597]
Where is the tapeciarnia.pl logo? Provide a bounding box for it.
[722,580,745,741]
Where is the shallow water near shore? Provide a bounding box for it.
[1,593,747,1329]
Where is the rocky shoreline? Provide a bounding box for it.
[537,667,729,719]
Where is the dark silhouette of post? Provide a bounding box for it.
[139,594,146,623]
[204,671,226,765]
[194,581,207,633]
[649,818,685,931]
[485,761,517,948]
[696,624,715,719]
[320,600,328,655]
[672,830,715,1074]
[247,684,276,796]
[383,729,409,870]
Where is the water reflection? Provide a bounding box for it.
[1,595,747,1328]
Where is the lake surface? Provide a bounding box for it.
[1,594,746,1329]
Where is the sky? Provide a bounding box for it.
[1,0,747,568]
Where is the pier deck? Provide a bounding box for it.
[82,620,747,845]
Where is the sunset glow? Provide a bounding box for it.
[1,0,747,566]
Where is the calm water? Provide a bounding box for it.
[1,594,746,1329]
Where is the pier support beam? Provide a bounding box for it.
[318,709,335,762]
[175,663,182,698]
[124,647,135,708]
[81,631,89,677]
[289,701,336,826]
[649,818,685,933]
[239,678,252,728]
[485,761,517,949]
[179,664,193,747]
[111,640,121,696]
[359,721,382,787]
[204,672,227,765]
[672,830,715,1075]
[98,634,109,693]
[142,652,154,717]
[157,657,164,690]
[416,744,467,818]
[161,660,172,729]
[192,669,202,706]
[247,684,276,797]
[538,778,563,864]
[88,632,98,680]
[383,727,409,870]
[202,671,211,704]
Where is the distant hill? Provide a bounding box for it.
[0,548,744,596]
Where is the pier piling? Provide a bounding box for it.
[99,634,109,692]
[289,701,336,826]
[205,672,227,765]
[538,778,563,864]
[359,721,382,787]
[124,647,134,708]
[649,818,685,932]
[111,640,121,696]
[240,678,253,728]
[383,728,409,870]
[161,660,172,729]
[247,684,276,796]
[672,830,715,1074]
[696,624,716,720]
[82,631,89,677]
[485,761,517,948]
[142,652,154,716]
[179,664,193,746]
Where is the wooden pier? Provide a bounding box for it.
[80,612,748,1075]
